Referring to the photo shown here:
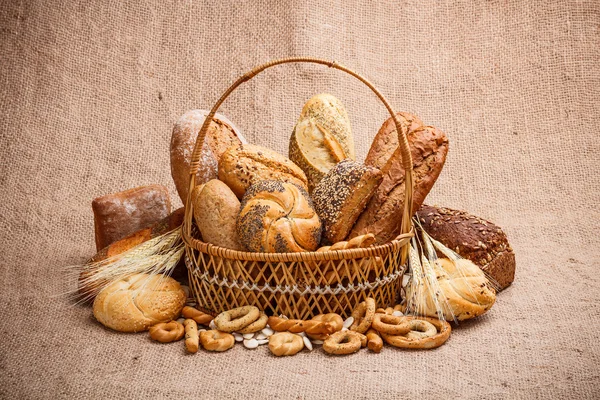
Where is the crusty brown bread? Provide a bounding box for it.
[192,179,242,250]
[237,181,322,252]
[289,93,355,192]
[170,109,244,203]
[218,144,308,199]
[92,184,171,251]
[92,273,186,332]
[416,204,516,290]
[350,123,449,244]
[311,160,382,245]
[364,111,424,170]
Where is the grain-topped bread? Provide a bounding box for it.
[312,160,383,245]
[289,93,355,192]
[416,205,516,290]
[350,124,449,244]
[192,179,242,250]
[170,109,245,203]
[219,144,308,199]
[237,181,322,252]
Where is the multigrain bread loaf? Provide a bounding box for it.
[92,185,172,251]
[192,179,242,250]
[350,123,449,244]
[416,205,516,290]
[170,109,245,203]
[237,181,322,252]
[219,144,308,199]
[92,273,186,332]
[311,160,382,245]
[289,94,354,191]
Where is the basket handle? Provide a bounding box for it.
[183,57,414,251]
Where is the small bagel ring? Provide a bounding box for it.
[238,312,268,334]
[380,316,451,350]
[149,321,185,343]
[213,306,260,333]
[349,297,376,334]
[268,332,304,357]
[323,330,366,355]
[199,330,235,352]
[307,313,344,340]
[372,313,412,335]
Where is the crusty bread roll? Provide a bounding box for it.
[192,179,242,250]
[92,185,171,251]
[218,144,308,199]
[311,160,382,245]
[93,273,186,332]
[416,205,515,290]
[350,123,449,244]
[237,181,322,252]
[289,93,354,192]
[170,109,245,204]
[406,258,496,321]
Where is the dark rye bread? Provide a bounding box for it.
[312,160,383,245]
[350,124,449,244]
[416,205,516,290]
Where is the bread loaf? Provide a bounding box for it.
[289,94,354,191]
[312,160,382,245]
[80,207,185,299]
[170,109,245,203]
[237,181,322,252]
[192,179,242,250]
[92,273,186,332]
[416,205,516,290]
[350,123,449,244]
[218,144,308,199]
[92,185,171,251]
[364,111,423,170]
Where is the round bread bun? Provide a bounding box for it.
[93,273,186,332]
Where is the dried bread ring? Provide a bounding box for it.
[199,330,235,352]
[406,319,437,340]
[238,312,268,334]
[349,297,376,334]
[307,313,344,340]
[182,306,213,325]
[149,321,185,343]
[372,313,411,335]
[214,306,260,333]
[380,316,451,350]
[268,332,304,356]
[323,330,366,355]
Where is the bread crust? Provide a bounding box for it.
[415,204,516,290]
[351,124,449,244]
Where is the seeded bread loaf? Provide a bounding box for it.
[192,179,242,250]
[219,144,308,198]
[170,109,245,203]
[237,181,322,252]
[289,94,354,192]
[416,205,516,290]
[312,160,382,245]
[350,123,449,244]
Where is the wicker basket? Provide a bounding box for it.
[182,57,415,319]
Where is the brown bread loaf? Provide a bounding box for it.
[192,179,242,250]
[415,205,516,290]
[92,184,172,251]
[218,144,308,199]
[311,160,382,245]
[170,109,245,203]
[350,123,449,244]
[289,93,355,191]
[237,181,322,252]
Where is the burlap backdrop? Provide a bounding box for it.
[1,0,599,398]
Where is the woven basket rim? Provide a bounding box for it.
[182,227,413,262]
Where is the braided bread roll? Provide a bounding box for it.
[267,316,336,335]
